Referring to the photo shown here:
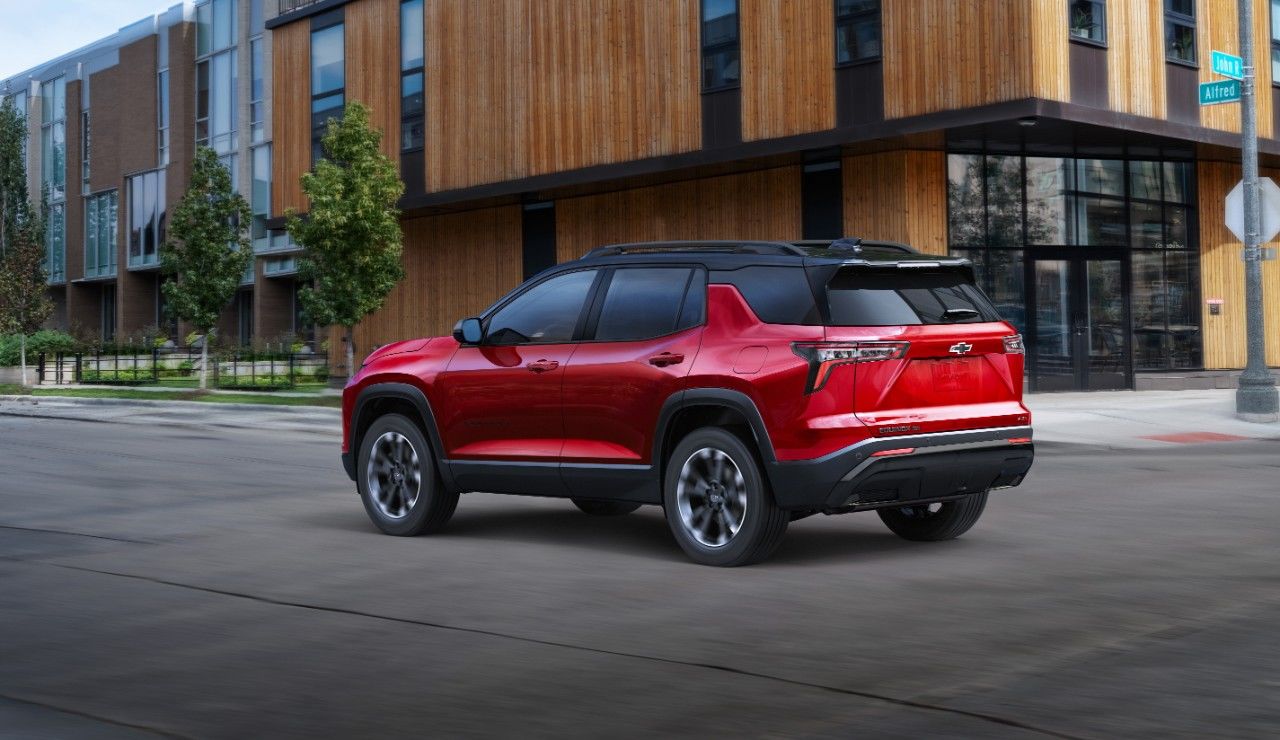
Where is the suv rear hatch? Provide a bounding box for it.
[819,263,1028,436]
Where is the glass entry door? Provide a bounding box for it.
[1029,256,1130,391]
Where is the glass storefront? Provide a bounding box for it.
[948,153,1201,390]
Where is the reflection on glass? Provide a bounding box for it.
[1131,201,1163,248]
[947,154,984,247]
[985,155,1023,246]
[1026,157,1068,244]
[1034,260,1072,380]
[1086,260,1126,388]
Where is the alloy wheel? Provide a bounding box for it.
[675,447,748,548]
[366,431,421,519]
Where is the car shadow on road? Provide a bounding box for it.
[303,503,935,566]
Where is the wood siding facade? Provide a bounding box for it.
[842,150,948,256]
[740,0,835,141]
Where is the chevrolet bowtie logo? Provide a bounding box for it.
[949,342,973,355]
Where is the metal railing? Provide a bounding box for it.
[37,349,330,390]
[278,0,326,16]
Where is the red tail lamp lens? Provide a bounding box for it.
[791,342,910,393]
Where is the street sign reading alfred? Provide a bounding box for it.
[1226,177,1280,255]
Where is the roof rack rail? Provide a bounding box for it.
[790,238,918,254]
[582,240,807,259]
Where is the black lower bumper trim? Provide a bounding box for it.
[767,426,1034,511]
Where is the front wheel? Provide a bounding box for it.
[877,493,988,542]
[663,428,788,566]
[357,414,458,536]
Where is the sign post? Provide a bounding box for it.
[1231,0,1279,422]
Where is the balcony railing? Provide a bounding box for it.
[278,0,325,16]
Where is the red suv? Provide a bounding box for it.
[341,239,1034,566]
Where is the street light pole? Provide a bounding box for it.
[1236,0,1279,422]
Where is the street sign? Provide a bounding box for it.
[1226,177,1280,243]
[1211,50,1245,80]
[1200,79,1242,105]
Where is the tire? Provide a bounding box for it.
[877,492,988,542]
[357,413,458,536]
[663,427,788,566]
[572,499,642,516]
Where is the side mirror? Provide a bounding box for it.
[453,317,484,345]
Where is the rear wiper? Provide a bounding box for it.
[941,308,980,322]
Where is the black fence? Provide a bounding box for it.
[37,349,329,390]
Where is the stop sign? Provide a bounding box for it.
[1225,177,1280,243]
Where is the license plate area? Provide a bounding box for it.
[929,357,977,392]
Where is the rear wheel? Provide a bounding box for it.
[663,428,788,566]
[572,499,641,516]
[357,414,458,536]
[877,493,988,542]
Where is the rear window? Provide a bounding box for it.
[826,268,1001,326]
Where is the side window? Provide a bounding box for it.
[676,269,707,331]
[486,269,597,345]
[594,268,695,342]
[717,266,821,324]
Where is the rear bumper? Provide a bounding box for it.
[767,426,1034,511]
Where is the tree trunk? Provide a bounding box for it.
[345,327,355,381]
[199,335,209,391]
[19,333,27,387]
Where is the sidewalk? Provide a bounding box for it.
[1028,389,1280,450]
[0,394,340,436]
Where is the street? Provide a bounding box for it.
[1,406,1278,738]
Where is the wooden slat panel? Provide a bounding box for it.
[1196,159,1280,368]
[1108,0,1167,117]
[1199,0,1241,133]
[348,205,524,351]
[1029,0,1070,102]
[740,0,834,141]
[271,20,310,215]
[554,168,802,262]
[842,150,947,255]
[884,1,1048,119]
[427,0,701,193]
[346,0,402,164]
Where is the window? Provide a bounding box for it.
[835,0,881,64]
[826,270,999,326]
[81,111,90,192]
[701,0,740,90]
[594,268,696,341]
[1272,0,1280,82]
[44,203,65,284]
[712,266,821,324]
[41,76,66,283]
[157,69,170,165]
[84,190,118,279]
[1165,0,1196,64]
[196,0,237,154]
[250,38,265,143]
[400,0,425,152]
[251,144,271,250]
[311,22,345,162]
[486,270,597,345]
[127,170,166,268]
[7,91,26,165]
[1069,0,1106,44]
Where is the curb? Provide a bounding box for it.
[0,394,340,417]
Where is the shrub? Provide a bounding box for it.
[0,331,78,366]
[80,366,155,384]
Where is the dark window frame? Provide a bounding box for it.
[1271,0,1280,87]
[310,18,346,164]
[1068,0,1107,48]
[586,266,703,343]
[480,268,604,347]
[400,0,425,153]
[700,0,741,92]
[834,0,883,67]
[1164,0,1197,66]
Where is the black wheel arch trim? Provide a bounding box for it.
[653,388,779,473]
[349,382,457,492]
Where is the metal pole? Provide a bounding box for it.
[1236,0,1279,421]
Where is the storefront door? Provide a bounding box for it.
[1028,255,1131,391]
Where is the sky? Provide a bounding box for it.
[0,0,171,79]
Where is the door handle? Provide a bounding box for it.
[648,352,685,367]
[526,359,559,373]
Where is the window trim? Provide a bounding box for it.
[310,20,346,162]
[473,267,604,347]
[834,0,884,68]
[1067,0,1108,49]
[700,0,741,93]
[1163,0,1197,67]
[1271,0,1280,87]
[83,189,118,280]
[399,0,425,153]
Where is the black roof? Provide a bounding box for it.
[572,238,971,270]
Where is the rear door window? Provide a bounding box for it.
[594,267,696,341]
[826,269,1001,326]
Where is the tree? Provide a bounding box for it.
[0,95,31,259]
[0,218,52,385]
[161,146,253,390]
[288,101,404,377]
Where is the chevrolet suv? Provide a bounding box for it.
[341,239,1034,566]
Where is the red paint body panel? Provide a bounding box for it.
[560,326,703,464]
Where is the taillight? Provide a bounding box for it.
[1003,334,1025,354]
[792,341,909,393]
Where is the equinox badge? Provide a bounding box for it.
[949,342,973,355]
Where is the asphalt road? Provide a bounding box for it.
[1,409,1278,739]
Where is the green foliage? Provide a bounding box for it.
[216,373,294,390]
[80,367,155,384]
[0,219,53,339]
[0,330,78,366]
[0,96,31,259]
[287,101,404,351]
[161,147,253,333]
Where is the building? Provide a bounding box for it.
[0,0,300,347]
[8,0,1280,391]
